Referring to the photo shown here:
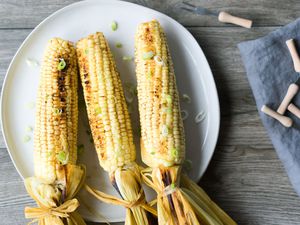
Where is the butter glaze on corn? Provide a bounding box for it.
[135,20,185,168]
[34,38,78,184]
[76,32,136,173]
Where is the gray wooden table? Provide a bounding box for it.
[1,0,300,224]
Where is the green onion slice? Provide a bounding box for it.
[123,56,133,61]
[165,95,172,104]
[181,110,189,121]
[115,42,122,48]
[143,51,155,60]
[111,21,118,31]
[57,151,69,165]
[195,111,206,123]
[95,107,102,115]
[161,125,169,137]
[154,55,164,65]
[26,58,40,67]
[26,126,33,133]
[23,135,31,143]
[171,147,178,158]
[57,58,66,71]
[181,94,191,103]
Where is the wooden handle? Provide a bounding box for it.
[218,11,252,28]
[288,103,300,119]
[277,83,299,114]
[286,39,300,72]
[261,105,293,127]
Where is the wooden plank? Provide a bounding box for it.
[0,0,298,29]
[200,146,300,225]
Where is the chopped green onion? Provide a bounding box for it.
[56,151,69,165]
[124,82,136,103]
[111,21,118,31]
[143,51,155,60]
[77,144,84,155]
[181,94,191,103]
[181,110,189,121]
[195,111,206,123]
[26,58,39,67]
[123,56,133,61]
[57,58,66,71]
[115,42,123,48]
[171,147,178,158]
[165,95,172,104]
[171,183,176,189]
[95,107,102,115]
[47,152,52,157]
[84,49,89,54]
[150,152,155,155]
[26,102,35,109]
[53,108,62,115]
[154,55,164,65]
[164,107,172,114]
[25,126,33,133]
[23,135,31,143]
[161,125,169,137]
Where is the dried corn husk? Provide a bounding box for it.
[85,163,157,224]
[141,166,200,225]
[181,174,237,225]
[24,164,86,225]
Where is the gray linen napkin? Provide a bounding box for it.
[238,18,300,196]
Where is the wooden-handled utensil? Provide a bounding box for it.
[261,105,293,127]
[180,2,252,28]
[288,103,300,119]
[286,39,300,72]
[277,83,299,115]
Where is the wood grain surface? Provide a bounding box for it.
[1,0,300,224]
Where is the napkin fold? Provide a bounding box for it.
[238,18,300,196]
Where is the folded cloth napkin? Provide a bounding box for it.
[238,18,300,196]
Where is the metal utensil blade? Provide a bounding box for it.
[181,2,219,16]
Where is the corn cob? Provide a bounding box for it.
[77,32,153,225]
[135,20,185,168]
[34,37,78,184]
[24,38,86,225]
[136,20,236,225]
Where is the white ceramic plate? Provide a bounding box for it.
[0,0,220,222]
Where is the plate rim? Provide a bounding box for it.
[0,0,220,221]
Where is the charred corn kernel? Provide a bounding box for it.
[76,32,136,173]
[34,38,78,184]
[135,20,185,168]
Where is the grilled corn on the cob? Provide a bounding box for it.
[24,38,86,225]
[77,32,152,225]
[136,20,236,225]
[34,38,78,184]
[135,20,185,168]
